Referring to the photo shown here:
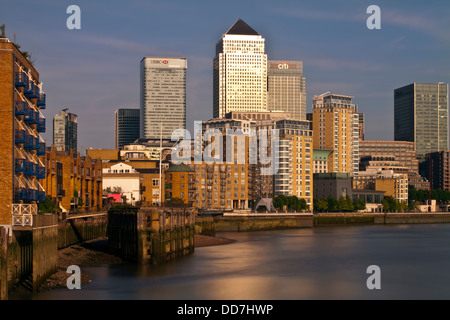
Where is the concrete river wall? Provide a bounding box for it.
[1,213,108,300]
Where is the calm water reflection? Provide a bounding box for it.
[33,224,450,300]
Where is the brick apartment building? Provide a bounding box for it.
[0,36,47,226]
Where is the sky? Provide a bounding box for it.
[2,0,450,154]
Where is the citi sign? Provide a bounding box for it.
[278,62,289,69]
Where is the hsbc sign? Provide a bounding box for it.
[150,60,170,64]
[144,58,187,69]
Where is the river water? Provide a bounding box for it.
[32,224,450,300]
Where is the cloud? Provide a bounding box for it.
[269,6,363,23]
[306,56,384,72]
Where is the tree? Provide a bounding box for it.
[338,196,354,212]
[314,199,328,212]
[354,198,366,211]
[408,200,420,211]
[326,196,340,212]
[297,198,308,210]
[272,195,286,210]
[273,195,308,211]
[383,196,401,212]
[38,196,58,214]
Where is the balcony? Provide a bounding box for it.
[15,158,25,172]
[24,134,38,150]
[15,129,25,144]
[24,81,38,98]
[24,80,34,96]
[37,93,46,108]
[38,191,46,202]
[15,101,26,115]
[25,108,39,125]
[25,189,38,201]
[12,203,38,215]
[15,72,27,87]
[12,214,33,227]
[24,106,35,122]
[37,142,46,156]
[24,161,37,176]
[37,166,45,179]
[12,203,37,227]
[23,134,34,149]
[14,188,38,201]
[29,85,39,99]
[15,187,26,200]
[37,117,46,133]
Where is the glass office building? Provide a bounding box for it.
[115,108,140,149]
[394,82,449,162]
[140,57,187,140]
[267,60,306,120]
[53,109,77,154]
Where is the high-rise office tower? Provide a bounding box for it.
[357,113,365,141]
[0,35,47,226]
[312,93,359,176]
[115,108,140,149]
[213,19,268,118]
[140,57,187,140]
[53,109,77,154]
[394,82,449,163]
[267,60,306,120]
[425,150,450,191]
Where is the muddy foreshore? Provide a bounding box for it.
[9,234,235,297]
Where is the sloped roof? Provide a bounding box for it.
[165,163,194,173]
[225,18,259,35]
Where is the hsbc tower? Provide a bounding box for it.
[140,57,187,140]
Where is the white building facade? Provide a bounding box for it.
[103,162,140,205]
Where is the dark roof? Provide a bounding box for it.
[135,168,160,174]
[165,163,194,173]
[225,18,259,36]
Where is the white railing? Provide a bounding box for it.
[12,214,33,227]
[12,204,37,227]
[12,203,37,216]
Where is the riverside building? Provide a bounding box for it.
[0,35,47,226]
[312,93,360,176]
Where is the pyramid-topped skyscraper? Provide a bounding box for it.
[213,19,268,118]
[225,18,260,36]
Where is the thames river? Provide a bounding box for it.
[33,224,450,300]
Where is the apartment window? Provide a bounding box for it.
[152,179,159,187]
